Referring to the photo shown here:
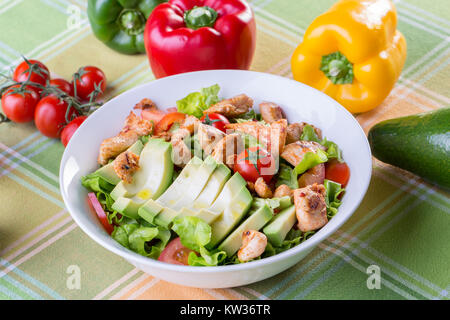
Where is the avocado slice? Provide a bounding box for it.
[368,108,450,190]
[188,163,231,211]
[95,140,144,185]
[176,207,219,225]
[110,139,174,220]
[123,139,174,199]
[263,205,296,247]
[198,172,247,219]
[110,181,133,201]
[151,157,202,228]
[170,156,218,211]
[111,196,144,220]
[207,185,253,249]
[153,207,179,229]
[156,157,202,207]
[138,199,164,224]
[218,204,273,256]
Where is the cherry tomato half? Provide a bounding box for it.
[72,66,106,101]
[158,237,195,265]
[234,146,275,184]
[325,159,350,187]
[153,112,186,135]
[13,59,50,89]
[49,78,73,96]
[60,116,87,147]
[200,113,230,133]
[1,85,40,123]
[34,96,77,138]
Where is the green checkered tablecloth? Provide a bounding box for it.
[0,0,449,300]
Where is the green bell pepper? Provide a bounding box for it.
[87,0,166,55]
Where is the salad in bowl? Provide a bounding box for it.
[81,84,349,267]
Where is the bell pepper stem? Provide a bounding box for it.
[184,6,218,30]
[320,52,354,84]
[118,9,146,36]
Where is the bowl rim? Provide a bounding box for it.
[60,69,372,273]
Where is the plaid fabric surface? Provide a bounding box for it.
[0,0,449,300]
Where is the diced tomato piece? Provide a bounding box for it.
[153,112,186,135]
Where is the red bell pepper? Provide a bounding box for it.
[144,0,256,78]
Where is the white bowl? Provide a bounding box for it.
[60,70,372,288]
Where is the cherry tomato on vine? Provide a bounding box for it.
[34,96,77,138]
[13,59,49,90]
[49,78,73,96]
[200,112,230,133]
[153,112,186,135]
[60,116,87,147]
[158,237,196,265]
[71,66,106,101]
[234,146,275,184]
[1,85,40,123]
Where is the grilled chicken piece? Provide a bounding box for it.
[113,151,140,184]
[259,102,284,124]
[293,183,327,232]
[197,123,225,156]
[225,119,287,155]
[170,128,191,167]
[286,122,323,144]
[273,184,293,200]
[98,112,153,165]
[133,98,157,110]
[211,133,244,168]
[297,163,325,187]
[281,141,326,167]
[203,94,253,118]
[181,115,202,135]
[254,177,273,199]
[237,230,267,262]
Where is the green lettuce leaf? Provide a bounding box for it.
[81,172,115,194]
[324,179,345,219]
[276,162,299,189]
[172,216,211,252]
[111,220,139,248]
[172,216,227,266]
[301,125,343,162]
[321,138,342,161]
[294,149,328,175]
[128,227,159,255]
[251,196,291,212]
[112,220,172,259]
[176,84,220,118]
[81,172,117,217]
[300,125,321,143]
[188,247,227,266]
[233,110,263,123]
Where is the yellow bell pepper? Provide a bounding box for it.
[291,0,407,113]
